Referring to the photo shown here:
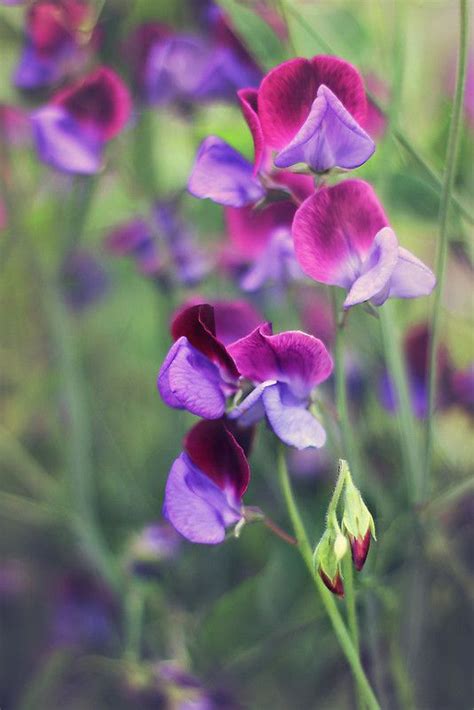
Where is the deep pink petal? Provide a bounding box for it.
[225,200,296,259]
[309,55,367,124]
[171,304,239,379]
[229,324,333,391]
[238,87,265,173]
[184,419,250,497]
[53,66,131,141]
[258,57,317,150]
[292,180,389,287]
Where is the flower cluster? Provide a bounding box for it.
[158,51,436,559]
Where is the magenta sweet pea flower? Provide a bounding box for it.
[31,67,131,174]
[163,418,250,544]
[228,324,333,449]
[158,304,240,419]
[238,55,375,174]
[292,179,436,310]
[224,199,304,292]
[14,0,93,89]
[175,298,264,346]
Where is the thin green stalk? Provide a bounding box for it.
[277,446,380,710]
[379,302,421,501]
[124,583,146,665]
[424,0,470,499]
[343,553,363,710]
[280,0,473,226]
[330,290,364,485]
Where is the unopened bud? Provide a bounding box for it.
[319,568,344,597]
[342,476,376,571]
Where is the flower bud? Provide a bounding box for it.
[313,525,345,597]
[342,477,376,571]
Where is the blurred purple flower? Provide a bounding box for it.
[32,66,131,173]
[238,55,374,174]
[158,304,240,419]
[105,218,161,275]
[0,104,31,145]
[379,323,453,419]
[163,418,250,544]
[154,201,209,286]
[60,248,108,312]
[129,522,181,578]
[224,200,304,292]
[50,572,115,651]
[14,0,93,89]
[292,179,436,310]
[228,324,333,449]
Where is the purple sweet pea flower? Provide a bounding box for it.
[158,304,240,419]
[154,201,209,286]
[238,55,374,173]
[224,199,305,293]
[145,35,210,106]
[14,0,92,90]
[32,67,131,174]
[188,136,265,207]
[105,218,161,275]
[176,297,264,346]
[292,179,436,310]
[163,418,250,544]
[228,324,333,449]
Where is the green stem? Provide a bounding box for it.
[330,290,364,485]
[124,583,146,665]
[424,0,470,498]
[343,553,363,710]
[326,459,347,519]
[277,446,380,710]
[379,302,421,501]
[280,0,473,225]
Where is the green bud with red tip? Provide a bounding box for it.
[341,474,376,571]
[313,519,348,597]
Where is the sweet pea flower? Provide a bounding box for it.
[228,324,333,449]
[238,55,375,174]
[451,364,474,414]
[14,0,93,89]
[158,304,240,419]
[224,199,305,292]
[175,298,264,346]
[164,418,250,544]
[31,66,131,173]
[292,179,436,310]
[188,136,266,207]
[105,218,161,275]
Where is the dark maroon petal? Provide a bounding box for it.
[258,57,318,150]
[350,531,371,571]
[292,180,389,287]
[238,87,265,173]
[184,419,250,497]
[171,304,239,379]
[212,300,264,345]
[53,66,131,141]
[225,200,296,259]
[319,568,344,597]
[309,55,367,123]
